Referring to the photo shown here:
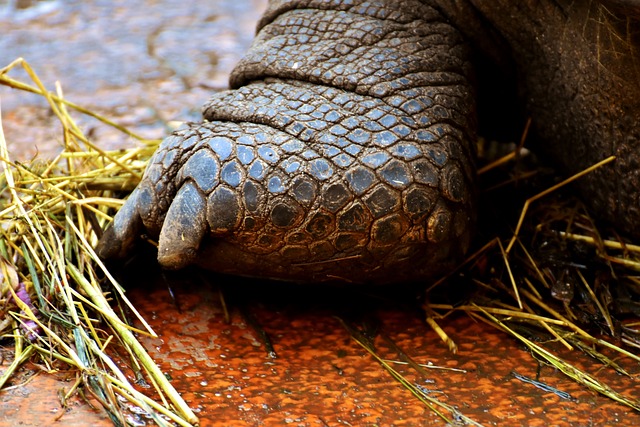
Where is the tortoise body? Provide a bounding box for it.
[98,0,640,284]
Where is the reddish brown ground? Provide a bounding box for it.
[3,273,640,427]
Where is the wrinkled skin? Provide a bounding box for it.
[97,0,640,284]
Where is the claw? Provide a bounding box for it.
[97,188,144,260]
[157,181,208,270]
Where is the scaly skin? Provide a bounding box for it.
[97,0,640,284]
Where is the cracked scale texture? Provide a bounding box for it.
[98,0,640,282]
[98,0,476,284]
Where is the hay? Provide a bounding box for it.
[424,137,640,413]
[0,58,198,426]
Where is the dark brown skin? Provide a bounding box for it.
[97,0,640,284]
[457,0,640,234]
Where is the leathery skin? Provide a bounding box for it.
[98,2,476,284]
[98,0,640,284]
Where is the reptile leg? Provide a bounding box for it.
[98,0,477,284]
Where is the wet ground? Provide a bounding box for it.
[0,0,266,159]
[2,1,640,426]
[5,270,640,427]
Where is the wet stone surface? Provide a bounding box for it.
[0,0,267,159]
[120,279,640,427]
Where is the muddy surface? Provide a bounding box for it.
[0,0,267,159]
